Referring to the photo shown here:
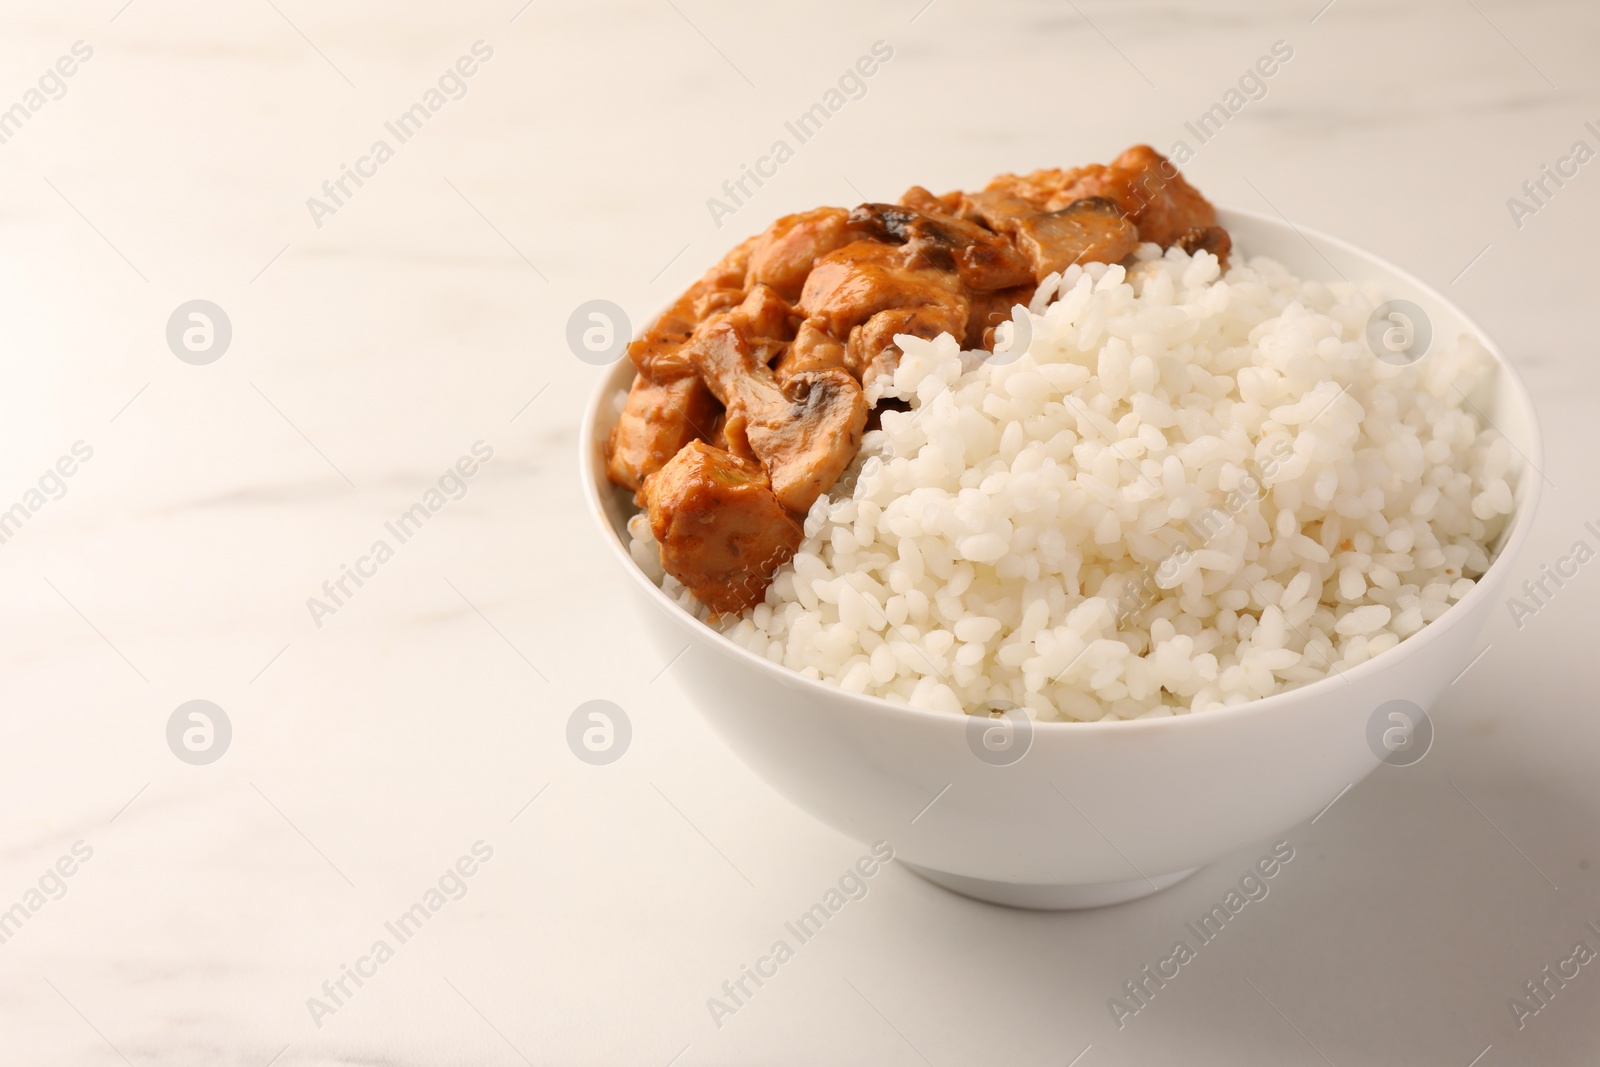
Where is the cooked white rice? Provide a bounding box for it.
[626,243,1518,720]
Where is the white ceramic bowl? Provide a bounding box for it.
[580,208,1542,909]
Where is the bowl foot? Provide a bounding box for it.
[905,863,1200,910]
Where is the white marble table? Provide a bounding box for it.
[2,0,1597,1063]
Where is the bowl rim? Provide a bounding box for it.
[579,204,1545,734]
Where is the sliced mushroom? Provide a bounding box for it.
[641,440,803,615]
[849,202,1035,291]
[957,189,1038,232]
[983,145,1220,249]
[690,315,867,514]
[1174,224,1232,270]
[1010,197,1141,281]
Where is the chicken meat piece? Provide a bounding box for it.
[799,238,968,339]
[693,286,747,321]
[690,309,867,514]
[800,236,960,342]
[799,237,969,388]
[746,207,863,301]
[849,303,975,391]
[956,189,1039,231]
[849,202,1034,291]
[707,407,733,454]
[624,317,699,383]
[606,374,721,493]
[641,440,803,616]
[985,145,1217,248]
[1084,145,1216,247]
[774,320,849,380]
[729,281,797,347]
[626,235,758,381]
[605,237,761,488]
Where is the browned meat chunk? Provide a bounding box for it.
[627,323,698,383]
[606,374,720,492]
[731,282,797,347]
[850,303,974,390]
[627,236,757,381]
[642,441,803,615]
[799,239,968,340]
[606,263,783,490]
[774,320,849,380]
[1097,144,1218,248]
[747,207,862,300]
[1174,225,1232,270]
[694,287,747,321]
[799,238,970,391]
[690,315,867,514]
